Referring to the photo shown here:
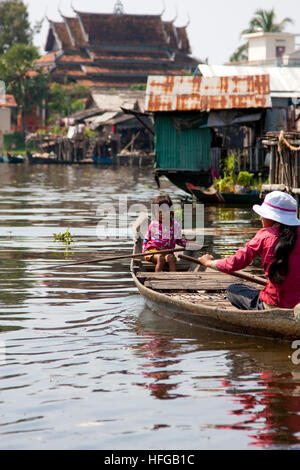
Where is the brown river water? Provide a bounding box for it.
[0,163,300,450]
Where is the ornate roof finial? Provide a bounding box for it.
[58,1,63,17]
[170,5,178,24]
[183,11,191,28]
[114,0,124,15]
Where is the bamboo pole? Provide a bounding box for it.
[270,146,275,184]
[30,248,186,272]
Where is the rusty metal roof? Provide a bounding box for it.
[0,95,17,108]
[145,75,271,112]
[199,64,300,99]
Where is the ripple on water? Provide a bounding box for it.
[0,165,299,450]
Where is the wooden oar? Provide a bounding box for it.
[30,248,186,272]
[178,254,267,287]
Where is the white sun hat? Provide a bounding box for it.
[253,191,300,226]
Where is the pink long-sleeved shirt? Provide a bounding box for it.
[216,226,300,309]
[142,219,187,253]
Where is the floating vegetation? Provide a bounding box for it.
[53,229,74,245]
[53,229,74,258]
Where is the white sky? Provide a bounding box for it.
[26,0,300,64]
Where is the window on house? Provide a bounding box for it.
[276,46,286,58]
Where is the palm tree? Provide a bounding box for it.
[230,8,294,62]
[242,8,293,35]
[229,43,248,63]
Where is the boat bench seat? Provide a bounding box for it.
[139,271,244,292]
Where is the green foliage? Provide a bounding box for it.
[53,229,74,246]
[213,153,237,191]
[0,0,33,54]
[84,128,96,138]
[225,152,236,177]
[53,229,74,259]
[230,43,248,63]
[47,82,90,120]
[71,99,85,114]
[4,132,25,152]
[241,8,293,35]
[0,43,49,131]
[214,175,235,193]
[213,154,258,193]
[130,84,147,91]
[237,171,254,187]
[51,125,61,135]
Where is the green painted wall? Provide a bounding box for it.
[154,114,211,171]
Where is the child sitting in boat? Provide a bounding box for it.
[143,195,187,272]
[198,191,300,310]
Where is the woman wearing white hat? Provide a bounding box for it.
[199,191,300,310]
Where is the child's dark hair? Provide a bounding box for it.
[152,195,173,207]
[268,224,298,284]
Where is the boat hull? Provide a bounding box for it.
[186,183,263,205]
[154,170,211,194]
[133,274,300,340]
[8,156,24,164]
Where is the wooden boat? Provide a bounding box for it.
[131,238,300,341]
[7,153,24,164]
[26,151,57,164]
[92,155,114,165]
[154,169,211,194]
[186,183,263,205]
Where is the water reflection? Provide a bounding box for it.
[135,331,185,400]
[135,307,300,448]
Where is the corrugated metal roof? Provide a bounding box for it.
[0,94,17,108]
[91,91,144,112]
[198,64,300,98]
[145,75,271,112]
[86,112,119,129]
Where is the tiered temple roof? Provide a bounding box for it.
[37,6,200,89]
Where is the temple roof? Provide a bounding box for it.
[41,9,200,90]
[49,21,72,49]
[64,16,87,47]
[45,11,193,54]
[77,12,167,47]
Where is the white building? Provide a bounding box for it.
[0,94,17,157]
[242,31,300,66]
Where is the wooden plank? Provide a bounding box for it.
[137,271,245,282]
[137,271,202,277]
[137,273,202,281]
[144,280,238,291]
